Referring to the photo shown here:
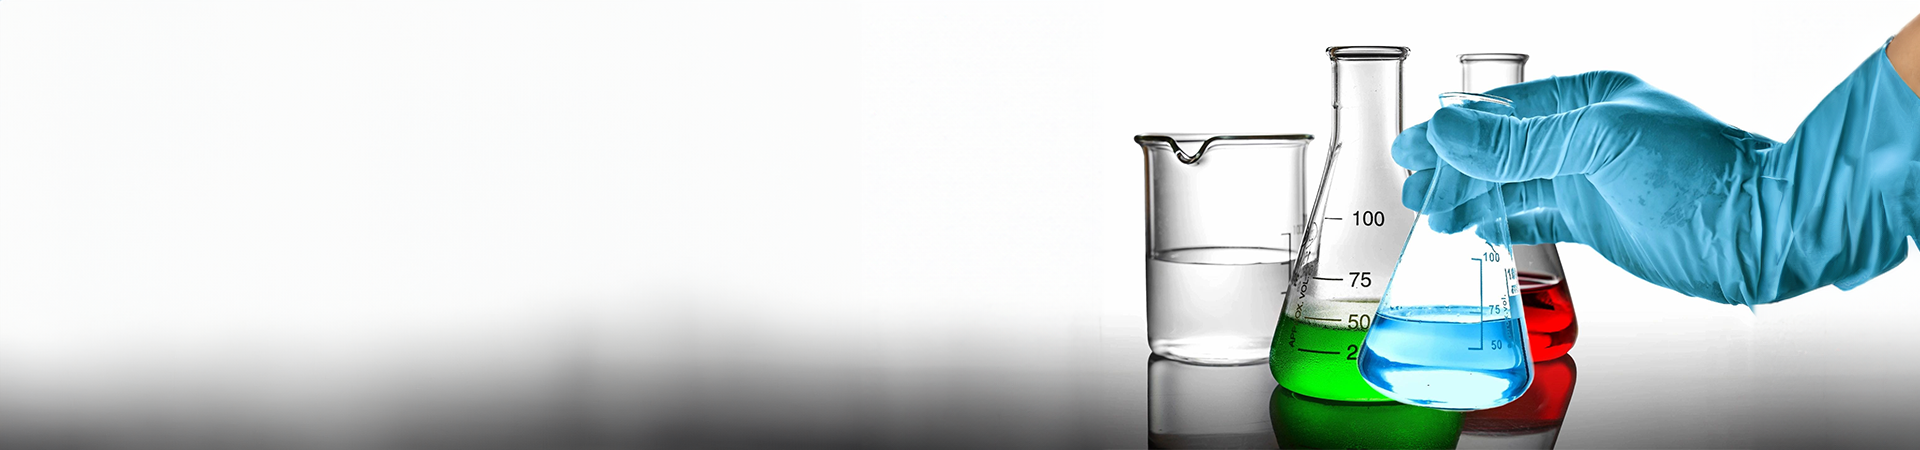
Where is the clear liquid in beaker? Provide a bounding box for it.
[1148,247,1292,364]
[1358,305,1530,410]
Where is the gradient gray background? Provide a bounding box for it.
[1,1,1917,448]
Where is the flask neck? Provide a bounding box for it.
[1331,58,1404,160]
[1462,60,1524,92]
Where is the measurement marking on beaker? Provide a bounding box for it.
[1311,276,1342,281]
[1323,216,1343,220]
[1296,348,1340,355]
[1330,298,1379,304]
[1470,257,1485,351]
[1303,316,1341,322]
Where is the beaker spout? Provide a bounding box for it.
[1135,134,1313,165]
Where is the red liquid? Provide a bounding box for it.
[1518,272,1578,362]
[1464,354,1578,434]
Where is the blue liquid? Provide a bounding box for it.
[1357,305,1532,411]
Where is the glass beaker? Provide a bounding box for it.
[1460,354,1579,450]
[1356,93,1533,411]
[1269,46,1411,402]
[1269,386,1462,449]
[1149,355,1279,449]
[1460,53,1580,362]
[1140,133,1311,365]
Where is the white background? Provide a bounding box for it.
[2,1,1918,447]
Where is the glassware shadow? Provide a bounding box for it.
[1269,385,1463,449]
[1458,354,1578,449]
[1148,355,1279,449]
[1148,355,1574,449]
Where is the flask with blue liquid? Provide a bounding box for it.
[1355,93,1534,411]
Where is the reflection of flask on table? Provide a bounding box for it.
[1269,386,1461,449]
[1148,355,1280,449]
[1459,53,1580,362]
[1270,46,1412,402]
[1357,93,1532,412]
[1460,355,1579,450]
[1140,134,1313,365]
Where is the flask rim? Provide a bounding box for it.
[1327,46,1410,61]
[1458,53,1530,63]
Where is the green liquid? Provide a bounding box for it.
[1270,314,1392,402]
[1270,387,1463,449]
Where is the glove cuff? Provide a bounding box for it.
[1767,39,1920,301]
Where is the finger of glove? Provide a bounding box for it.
[1427,193,1495,234]
[1499,210,1576,246]
[1429,105,1616,182]
[1402,166,1495,214]
[1499,179,1558,214]
[1403,169,1434,212]
[1483,70,1647,118]
[1423,179,1556,234]
[1392,121,1439,171]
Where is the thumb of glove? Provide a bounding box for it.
[1430,105,1617,183]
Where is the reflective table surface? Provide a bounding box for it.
[5,244,1920,449]
[7,2,1920,448]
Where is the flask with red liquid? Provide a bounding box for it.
[1517,246,1578,361]
[1459,53,1580,361]
[1459,355,1578,449]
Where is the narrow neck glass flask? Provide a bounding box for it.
[1268,46,1410,402]
[1357,93,1533,411]
[1460,53,1581,362]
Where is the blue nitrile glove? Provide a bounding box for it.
[1393,41,1920,306]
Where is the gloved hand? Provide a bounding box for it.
[1393,42,1920,306]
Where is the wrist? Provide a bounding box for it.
[1895,15,1920,96]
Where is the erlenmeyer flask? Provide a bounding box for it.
[1356,93,1533,411]
[1269,386,1462,449]
[1269,46,1411,402]
[1460,53,1580,362]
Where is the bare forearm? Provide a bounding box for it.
[1894,13,1920,94]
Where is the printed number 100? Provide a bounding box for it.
[1352,211,1385,226]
